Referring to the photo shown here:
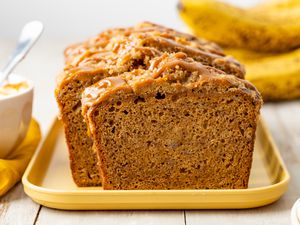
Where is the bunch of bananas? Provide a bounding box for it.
[178,0,300,101]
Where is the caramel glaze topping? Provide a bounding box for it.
[81,50,261,112]
[151,53,213,79]
[59,22,252,105]
[82,76,127,107]
[64,22,226,65]
[59,22,245,85]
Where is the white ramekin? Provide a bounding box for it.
[0,74,33,158]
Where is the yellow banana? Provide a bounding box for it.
[178,0,300,52]
[223,48,273,62]
[250,0,300,18]
[225,48,300,101]
[251,0,300,12]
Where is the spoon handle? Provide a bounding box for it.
[0,21,44,84]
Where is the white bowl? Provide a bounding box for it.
[0,74,33,158]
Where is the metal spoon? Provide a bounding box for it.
[0,21,44,85]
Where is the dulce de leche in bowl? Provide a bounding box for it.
[0,74,33,158]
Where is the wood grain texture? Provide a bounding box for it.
[0,183,40,225]
[36,209,185,225]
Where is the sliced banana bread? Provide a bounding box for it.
[82,52,262,190]
[56,22,246,186]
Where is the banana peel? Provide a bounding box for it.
[178,0,300,53]
[225,48,300,101]
[250,0,300,12]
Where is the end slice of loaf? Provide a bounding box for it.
[82,53,262,190]
[56,22,245,186]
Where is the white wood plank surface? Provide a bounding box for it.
[0,183,40,225]
[36,209,185,225]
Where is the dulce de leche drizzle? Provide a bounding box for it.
[85,51,226,104]
[61,22,244,79]
[151,52,213,79]
[82,76,127,107]
[58,22,247,98]
[137,34,245,77]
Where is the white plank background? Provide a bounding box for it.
[0,184,40,225]
[36,210,185,225]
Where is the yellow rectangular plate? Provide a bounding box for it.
[22,118,290,210]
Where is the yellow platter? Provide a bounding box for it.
[22,118,290,210]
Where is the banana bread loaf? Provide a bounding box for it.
[82,51,262,190]
[56,22,249,187]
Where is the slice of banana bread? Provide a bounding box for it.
[82,52,262,190]
[56,22,246,186]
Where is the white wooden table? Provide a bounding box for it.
[0,39,299,225]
